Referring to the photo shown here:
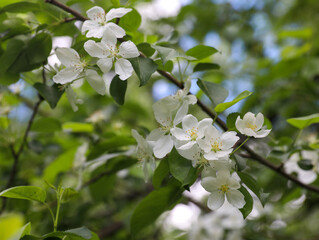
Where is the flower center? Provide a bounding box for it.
[110,47,119,58]
[219,184,229,193]
[211,140,222,152]
[247,123,257,130]
[197,156,209,167]
[186,127,198,140]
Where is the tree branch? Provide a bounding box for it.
[45,0,319,194]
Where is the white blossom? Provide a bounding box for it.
[201,170,245,210]
[235,112,271,138]
[197,125,239,161]
[132,129,156,181]
[284,150,318,184]
[84,30,139,80]
[65,86,83,112]
[82,6,131,38]
[171,114,212,150]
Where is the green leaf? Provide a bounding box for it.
[26,32,52,65]
[11,222,31,240]
[31,118,62,133]
[118,8,141,32]
[186,45,218,60]
[237,171,267,206]
[24,227,96,240]
[168,148,196,186]
[61,187,78,203]
[155,59,173,72]
[62,122,94,133]
[110,75,127,105]
[137,43,155,57]
[152,45,195,65]
[111,0,120,7]
[197,79,228,107]
[130,57,157,86]
[0,2,39,13]
[193,63,220,72]
[287,113,319,129]
[226,112,241,130]
[0,38,25,74]
[0,186,46,203]
[152,158,169,189]
[130,180,183,236]
[33,83,64,109]
[238,186,253,219]
[297,159,314,170]
[214,90,252,113]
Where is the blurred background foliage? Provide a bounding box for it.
[0,0,319,239]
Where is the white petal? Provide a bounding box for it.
[119,41,140,58]
[142,160,149,182]
[147,128,166,142]
[201,177,219,192]
[174,101,189,126]
[84,40,109,58]
[171,127,190,141]
[55,48,80,67]
[235,117,245,134]
[153,101,172,127]
[176,144,201,161]
[65,86,81,112]
[197,139,211,153]
[205,125,220,139]
[204,152,219,161]
[101,29,117,48]
[182,114,198,132]
[82,22,104,38]
[81,20,99,35]
[115,58,134,80]
[53,67,82,84]
[185,95,197,105]
[105,22,126,38]
[85,70,106,95]
[243,112,256,124]
[216,169,231,183]
[97,58,113,73]
[104,8,132,22]
[197,118,213,138]
[86,6,105,21]
[132,129,147,147]
[207,191,225,210]
[228,177,240,189]
[177,141,196,150]
[255,112,264,130]
[255,129,271,138]
[153,135,174,158]
[226,189,245,209]
[243,128,257,137]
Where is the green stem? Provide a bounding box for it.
[292,129,303,147]
[212,114,219,125]
[231,137,250,156]
[54,189,64,232]
[44,203,55,231]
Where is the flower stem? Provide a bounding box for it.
[44,203,55,231]
[231,137,250,156]
[54,188,64,232]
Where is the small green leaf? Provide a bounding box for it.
[33,83,63,109]
[110,75,127,105]
[62,122,94,133]
[0,2,39,13]
[130,57,157,86]
[118,8,141,32]
[130,180,183,236]
[0,186,46,203]
[0,38,25,75]
[61,187,78,203]
[186,45,218,60]
[31,118,62,133]
[26,32,52,65]
[137,43,155,57]
[215,90,252,113]
[197,79,228,107]
[168,148,194,184]
[237,172,267,206]
[297,159,314,170]
[226,112,241,130]
[11,222,31,240]
[152,158,169,189]
[238,186,253,219]
[287,113,319,129]
[155,59,173,72]
[193,63,220,72]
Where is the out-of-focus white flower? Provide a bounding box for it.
[65,86,83,112]
[198,125,239,161]
[82,6,131,38]
[201,170,245,210]
[284,150,318,184]
[171,114,212,150]
[235,112,271,138]
[84,30,139,80]
[132,129,156,181]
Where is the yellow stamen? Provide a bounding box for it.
[219,184,229,193]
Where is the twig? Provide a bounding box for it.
[45,0,319,195]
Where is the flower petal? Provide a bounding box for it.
[226,189,245,209]
[53,66,82,84]
[85,69,106,95]
[171,127,190,141]
[177,141,196,150]
[104,8,132,22]
[255,129,271,138]
[243,112,256,124]
[207,191,225,210]
[197,118,213,138]
[119,40,140,58]
[101,29,117,48]
[84,40,109,58]
[255,112,264,130]
[235,117,245,134]
[65,86,82,112]
[86,6,105,21]
[97,58,113,73]
[201,177,219,192]
[105,22,126,38]
[153,135,174,158]
[243,128,257,137]
[81,20,99,35]
[182,114,198,132]
[132,129,145,147]
[216,169,231,183]
[174,101,188,126]
[82,22,104,38]
[115,58,134,80]
[55,48,80,67]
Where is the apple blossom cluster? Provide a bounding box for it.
[52,6,139,111]
[132,79,271,211]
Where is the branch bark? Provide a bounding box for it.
[45,0,319,196]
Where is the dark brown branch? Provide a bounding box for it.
[45,0,319,195]
[45,0,88,21]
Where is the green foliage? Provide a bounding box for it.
[110,76,127,105]
[152,158,169,189]
[238,186,253,219]
[287,113,319,129]
[130,57,158,86]
[118,8,141,32]
[193,63,220,72]
[31,118,62,133]
[185,45,218,60]
[215,90,252,113]
[197,79,229,107]
[0,186,46,203]
[33,83,64,109]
